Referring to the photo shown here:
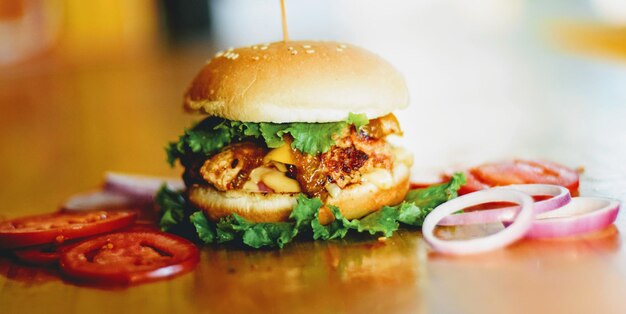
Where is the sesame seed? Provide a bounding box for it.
[252,45,258,50]
[306,49,315,54]
[336,48,344,52]
[302,44,311,49]
[222,51,239,60]
[290,50,298,55]
[215,50,224,57]
[260,46,268,50]
[252,56,260,60]
[288,46,294,51]
[227,47,234,52]
[339,44,347,49]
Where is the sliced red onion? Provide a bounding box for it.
[438,184,570,226]
[62,190,138,211]
[423,189,534,255]
[104,172,184,200]
[503,184,571,214]
[525,197,620,239]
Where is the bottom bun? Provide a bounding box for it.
[188,161,410,225]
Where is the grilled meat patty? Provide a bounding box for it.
[194,114,401,198]
[200,142,266,191]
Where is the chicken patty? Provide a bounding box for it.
[292,127,395,197]
[200,142,266,191]
[197,114,401,197]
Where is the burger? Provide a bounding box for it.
[166,41,412,226]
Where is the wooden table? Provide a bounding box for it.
[2,26,626,314]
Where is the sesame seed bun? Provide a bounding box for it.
[187,159,410,225]
[184,41,409,123]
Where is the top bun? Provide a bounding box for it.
[184,41,408,123]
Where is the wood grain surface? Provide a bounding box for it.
[2,15,626,314]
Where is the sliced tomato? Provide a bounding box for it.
[462,196,551,213]
[455,159,579,195]
[122,222,161,232]
[410,181,445,189]
[0,210,137,249]
[14,245,61,265]
[456,171,491,195]
[59,231,199,286]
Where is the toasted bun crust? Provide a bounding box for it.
[188,161,410,225]
[184,41,409,123]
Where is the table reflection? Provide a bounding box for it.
[191,231,425,313]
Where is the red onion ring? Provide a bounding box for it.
[525,197,620,239]
[63,173,184,211]
[104,172,184,200]
[423,189,534,255]
[62,190,139,211]
[438,184,570,226]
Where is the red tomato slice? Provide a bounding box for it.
[410,181,445,189]
[14,245,61,265]
[0,210,137,249]
[459,159,579,195]
[456,171,491,195]
[59,231,199,286]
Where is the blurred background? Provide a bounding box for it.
[1,0,626,217]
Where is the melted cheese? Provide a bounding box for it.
[272,161,288,173]
[325,183,342,198]
[263,143,296,165]
[246,166,300,193]
[262,171,301,193]
[249,167,274,183]
[361,168,393,189]
[242,180,261,192]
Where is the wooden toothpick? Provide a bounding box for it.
[280,0,289,42]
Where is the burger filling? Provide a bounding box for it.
[167,113,404,199]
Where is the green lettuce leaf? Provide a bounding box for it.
[289,194,323,234]
[311,205,353,240]
[405,172,466,207]
[228,121,262,139]
[166,113,371,166]
[165,117,234,167]
[155,185,187,231]
[259,123,289,148]
[399,172,467,226]
[166,142,179,167]
[241,221,295,249]
[190,212,297,248]
[184,194,324,248]
[241,122,262,137]
[351,206,400,237]
[190,128,230,155]
[396,202,427,226]
[347,113,369,130]
[190,211,216,243]
[286,122,347,155]
[215,213,295,248]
